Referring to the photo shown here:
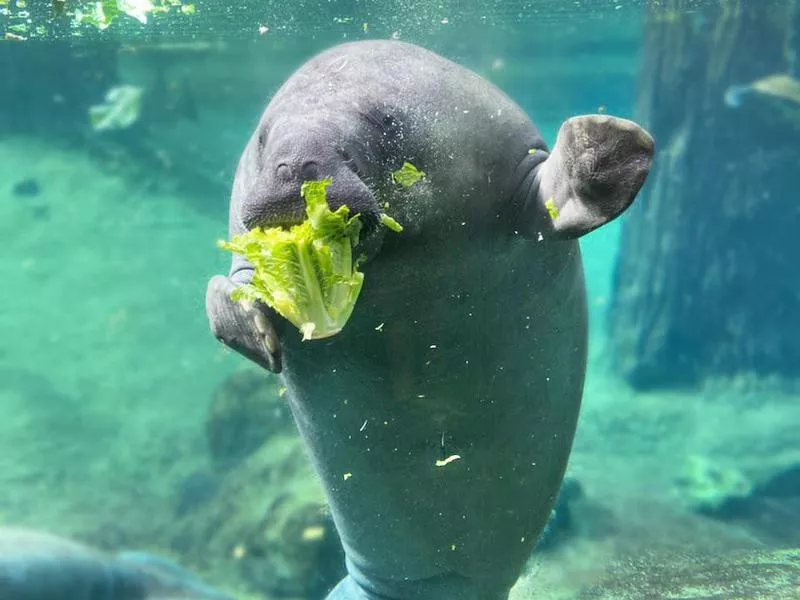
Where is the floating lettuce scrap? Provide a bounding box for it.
[391,161,425,187]
[544,198,560,219]
[75,0,195,30]
[219,179,402,341]
[89,85,143,131]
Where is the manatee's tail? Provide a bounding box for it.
[115,551,236,600]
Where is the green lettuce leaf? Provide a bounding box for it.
[391,161,425,187]
[218,178,366,341]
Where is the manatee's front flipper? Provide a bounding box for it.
[116,551,236,600]
[532,114,655,239]
[206,275,282,373]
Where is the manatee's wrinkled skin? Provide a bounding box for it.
[207,40,654,600]
[0,527,234,600]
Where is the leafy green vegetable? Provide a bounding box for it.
[391,161,425,187]
[379,213,403,232]
[545,198,560,219]
[74,0,194,30]
[218,179,365,341]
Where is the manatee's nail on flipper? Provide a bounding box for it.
[537,114,655,238]
[206,275,283,373]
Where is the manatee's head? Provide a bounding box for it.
[237,115,381,235]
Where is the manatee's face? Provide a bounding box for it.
[239,117,380,232]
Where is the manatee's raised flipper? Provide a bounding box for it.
[206,275,283,373]
[530,114,655,239]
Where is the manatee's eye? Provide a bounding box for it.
[301,161,319,181]
[276,163,292,181]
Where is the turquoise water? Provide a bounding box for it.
[1,1,799,599]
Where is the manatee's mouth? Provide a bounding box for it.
[250,202,307,229]
[248,195,384,257]
[251,199,381,229]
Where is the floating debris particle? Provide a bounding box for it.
[435,454,461,467]
[391,162,426,187]
[362,22,368,32]
[301,525,325,541]
[375,322,384,331]
[232,544,247,559]
[89,85,143,132]
[118,0,154,24]
[278,386,287,397]
[545,198,559,219]
[359,419,367,432]
[528,148,538,155]
[343,472,352,480]
[380,212,403,232]
[258,24,268,34]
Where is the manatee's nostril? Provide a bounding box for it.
[276,164,292,181]
[301,161,319,181]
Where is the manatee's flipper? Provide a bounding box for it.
[116,551,236,600]
[206,275,282,373]
[0,553,147,600]
[532,114,655,239]
[325,565,510,600]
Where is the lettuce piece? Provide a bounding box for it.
[391,162,425,187]
[218,178,365,341]
[379,213,403,232]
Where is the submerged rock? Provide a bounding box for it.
[11,178,40,197]
[171,433,344,599]
[206,369,293,471]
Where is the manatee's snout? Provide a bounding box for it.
[241,120,379,230]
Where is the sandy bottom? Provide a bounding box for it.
[0,136,796,599]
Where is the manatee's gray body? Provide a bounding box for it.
[0,527,233,600]
[207,40,653,600]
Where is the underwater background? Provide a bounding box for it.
[1,0,799,598]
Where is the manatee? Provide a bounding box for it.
[206,40,654,600]
[0,527,234,600]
